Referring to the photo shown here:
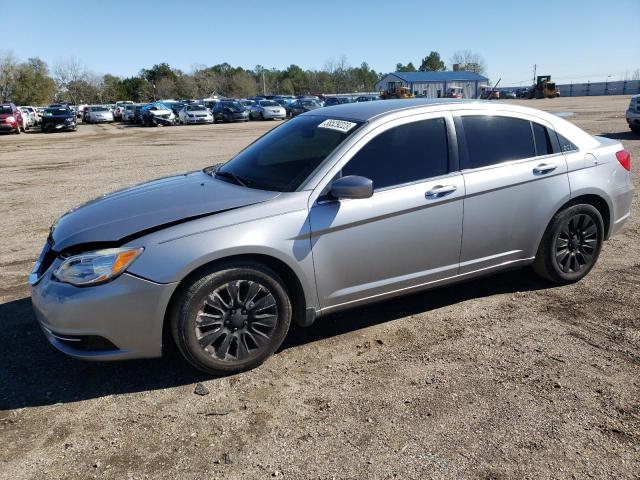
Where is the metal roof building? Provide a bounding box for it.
[375,71,489,99]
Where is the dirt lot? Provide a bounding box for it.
[1,97,638,479]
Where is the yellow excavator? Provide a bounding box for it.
[381,86,415,99]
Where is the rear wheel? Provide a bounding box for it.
[171,262,292,375]
[533,204,604,284]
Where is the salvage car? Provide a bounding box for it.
[20,105,41,125]
[178,104,214,124]
[288,98,321,117]
[248,100,287,120]
[0,103,24,133]
[140,102,176,126]
[85,106,115,123]
[30,99,633,375]
[122,103,140,123]
[19,107,36,130]
[41,106,76,133]
[212,100,250,123]
[626,94,640,133]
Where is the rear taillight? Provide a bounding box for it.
[616,149,631,171]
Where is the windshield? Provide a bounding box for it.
[215,115,363,192]
[92,106,109,112]
[44,108,70,116]
[259,100,279,107]
[301,100,317,107]
[222,102,244,112]
[0,106,13,114]
[187,105,205,111]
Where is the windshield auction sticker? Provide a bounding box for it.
[318,119,357,132]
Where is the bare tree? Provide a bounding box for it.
[632,69,640,81]
[53,57,91,103]
[0,51,19,102]
[450,50,487,75]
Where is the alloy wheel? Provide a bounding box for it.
[195,280,278,362]
[555,213,598,273]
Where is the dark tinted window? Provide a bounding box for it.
[461,116,535,169]
[342,118,449,190]
[532,122,553,156]
[217,115,362,192]
[557,133,578,152]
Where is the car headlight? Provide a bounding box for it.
[53,247,143,286]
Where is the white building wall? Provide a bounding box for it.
[375,75,489,98]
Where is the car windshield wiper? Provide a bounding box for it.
[214,169,247,188]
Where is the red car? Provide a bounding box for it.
[0,103,24,134]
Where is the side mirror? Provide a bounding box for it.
[330,175,373,200]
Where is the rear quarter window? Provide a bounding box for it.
[556,133,579,152]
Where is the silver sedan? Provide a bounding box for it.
[249,100,287,120]
[85,106,114,123]
[30,99,634,375]
[178,104,214,125]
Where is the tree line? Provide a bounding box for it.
[0,50,487,105]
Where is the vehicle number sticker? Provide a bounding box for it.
[318,119,357,132]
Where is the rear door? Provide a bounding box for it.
[455,111,571,273]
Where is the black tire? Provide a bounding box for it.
[630,125,640,134]
[533,204,604,284]
[170,261,292,375]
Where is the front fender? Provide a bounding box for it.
[125,206,319,311]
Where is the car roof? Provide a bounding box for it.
[302,98,479,121]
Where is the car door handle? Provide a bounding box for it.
[425,184,457,198]
[533,162,558,174]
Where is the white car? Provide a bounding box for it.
[18,107,36,129]
[85,106,114,123]
[178,104,214,125]
[19,106,40,125]
[114,101,134,121]
[249,100,287,120]
[626,95,640,133]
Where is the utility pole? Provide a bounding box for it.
[532,64,536,86]
[262,69,266,96]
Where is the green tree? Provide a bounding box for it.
[396,62,417,72]
[419,51,445,72]
[101,74,126,102]
[12,58,56,105]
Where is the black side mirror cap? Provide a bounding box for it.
[330,175,373,200]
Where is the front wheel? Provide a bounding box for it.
[171,262,292,375]
[533,204,604,284]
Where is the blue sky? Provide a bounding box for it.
[3,0,639,86]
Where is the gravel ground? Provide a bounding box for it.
[1,96,638,479]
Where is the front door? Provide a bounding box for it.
[309,114,465,311]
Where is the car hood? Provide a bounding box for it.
[147,108,172,115]
[50,170,280,251]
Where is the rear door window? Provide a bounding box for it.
[460,115,535,169]
[532,122,554,156]
[342,118,449,190]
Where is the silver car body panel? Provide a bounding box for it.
[31,99,634,360]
